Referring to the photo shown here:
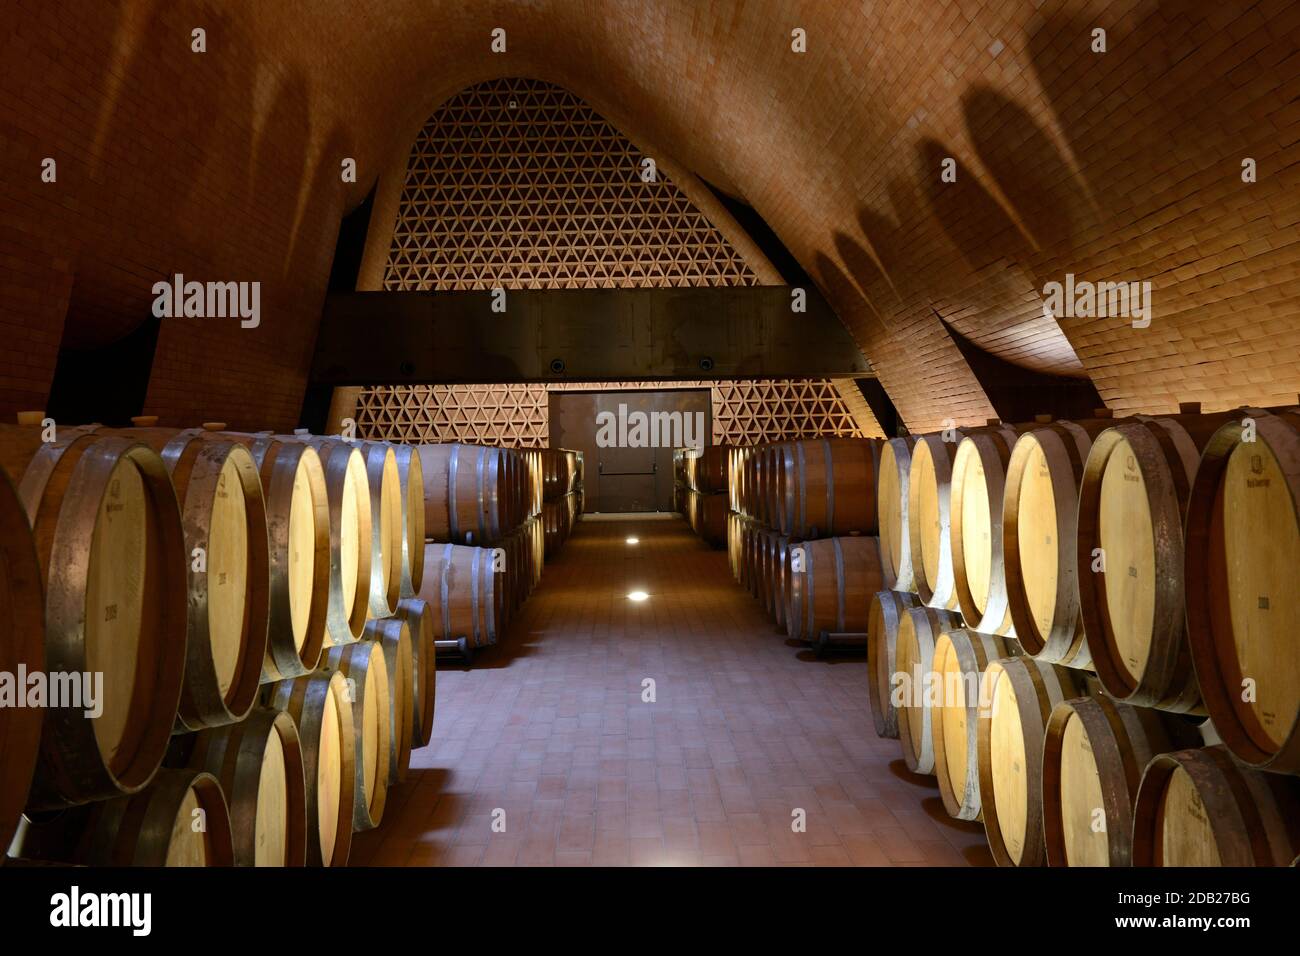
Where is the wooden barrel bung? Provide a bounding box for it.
[1184,410,1300,773]
[0,465,45,854]
[932,627,1019,820]
[395,598,437,748]
[867,590,920,739]
[907,432,964,611]
[322,640,391,831]
[1132,745,1300,866]
[390,443,426,598]
[1076,419,1216,712]
[360,441,404,618]
[950,426,1020,635]
[976,656,1082,866]
[877,436,917,591]
[894,606,963,775]
[364,617,415,785]
[0,427,188,809]
[267,670,355,866]
[785,536,885,641]
[1041,695,1194,867]
[190,708,308,866]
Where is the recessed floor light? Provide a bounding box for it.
[626,537,639,545]
[627,590,649,602]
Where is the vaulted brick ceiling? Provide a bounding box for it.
[4,0,1296,431]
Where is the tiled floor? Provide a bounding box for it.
[349,513,993,867]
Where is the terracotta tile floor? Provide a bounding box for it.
[350,514,993,867]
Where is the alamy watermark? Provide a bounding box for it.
[151,273,260,328]
[0,665,102,718]
[1042,273,1152,329]
[595,402,705,451]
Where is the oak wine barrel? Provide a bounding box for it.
[0,425,187,809]
[364,616,415,785]
[390,443,426,598]
[1184,409,1300,773]
[907,431,965,611]
[322,640,390,832]
[867,590,920,739]
[418,542,503,647]
[395,598,437,748]
[189,707,308,866]
[949,423,1022,635]
[418,443,512,545]
[775,437,879,538]
[877,436,917,591]
[361,441,404,617]
[1132,745,1300,866]
[685,489,727,547]
[267,670,355,866]
[976,656,1083,866]
[687,445,729,493]
[786,536,884,641]
[894,606,963,775]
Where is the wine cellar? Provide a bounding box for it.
[1,0,1299,919]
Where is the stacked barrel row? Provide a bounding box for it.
[674,445,729,546]
[720,438,885,642]
[866,400,1300,866]
[523,447,583,560]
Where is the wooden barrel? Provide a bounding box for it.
[1041,695,1192,867]
[0,426,188,809]
[728,446,748,513]
[361,441,403,617]
[688,445,729,493]
[1076,411,1234,712]
[774,438,878,538]
[1002,417,1114,668]
[976,656,1082,866]
[417,542,503,646]
[787,536,885,641]
[0,464,45,854]
[364,617,414,785]
[322,640,390,831]
[418,443,511,545]
[387,444,425,599]
[907,432,964,611]
[189,708,308,866]
[285,437,372,646]
[687,490,727,547]
[894,606,963,774]
[877,436,917,591]
[267,670,355,866]
[394,598,437,748]
[932,627,1019,820]
[950,424,1021,635]
[1184,409,1300,773]
[1132,745,1300,866]
[867,590,920,739]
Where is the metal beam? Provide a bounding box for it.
[309,286,871,385]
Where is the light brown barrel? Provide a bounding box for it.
[0,426,187,809]
[322,640,390,831]
[1042,695,1193,867]
[894,606,963,774]
[189,708,308,867]
[932,627,1019,820]
[417,542,503,647]
[877,436,917,591]
[394,598,437,748]
[976,656,1083,866]
[786,536,884,641]
[1184,409,1300,773]
[0,464,45,853]
[728,446,748,513]
[1076,413,1233,712]
[419,443,512,544]
[364,617,414,785]
[267,670,355,866]
[867,590,920,739]
[390,443,426,598]
[950,424,1021,635]
[1132,745,1300,866]
[1003,420,1111,668]
[907,431,965,611]
[775,438,879,538]
[359,441,403,617]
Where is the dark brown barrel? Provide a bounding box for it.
[322,640,390,832]
[416,542,504,647]
[867,590,920,739]
[364,617,414,786]
[1184,409,1300,773]
[907,431,965,611]
[894,606,963,774]
[877,436,917,591]
[394,598,437,749]
[1042,695,1194,867]
[361,441,404,617]
[267,670,355,866]
[189,707,308,866]
[949,424,1022,635]
[976,656,1083,866]
[1076,411,1234,712]
[0,463,45,853]
[775,438,879,538]
[1132,745,1300,866]
[688,445,729,493]
[686,490,727,546]
[417,443,511,545]
[0,425,187,809]
[932,627,1019,820]
[390,443,426,598]
[786,536,885,641]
